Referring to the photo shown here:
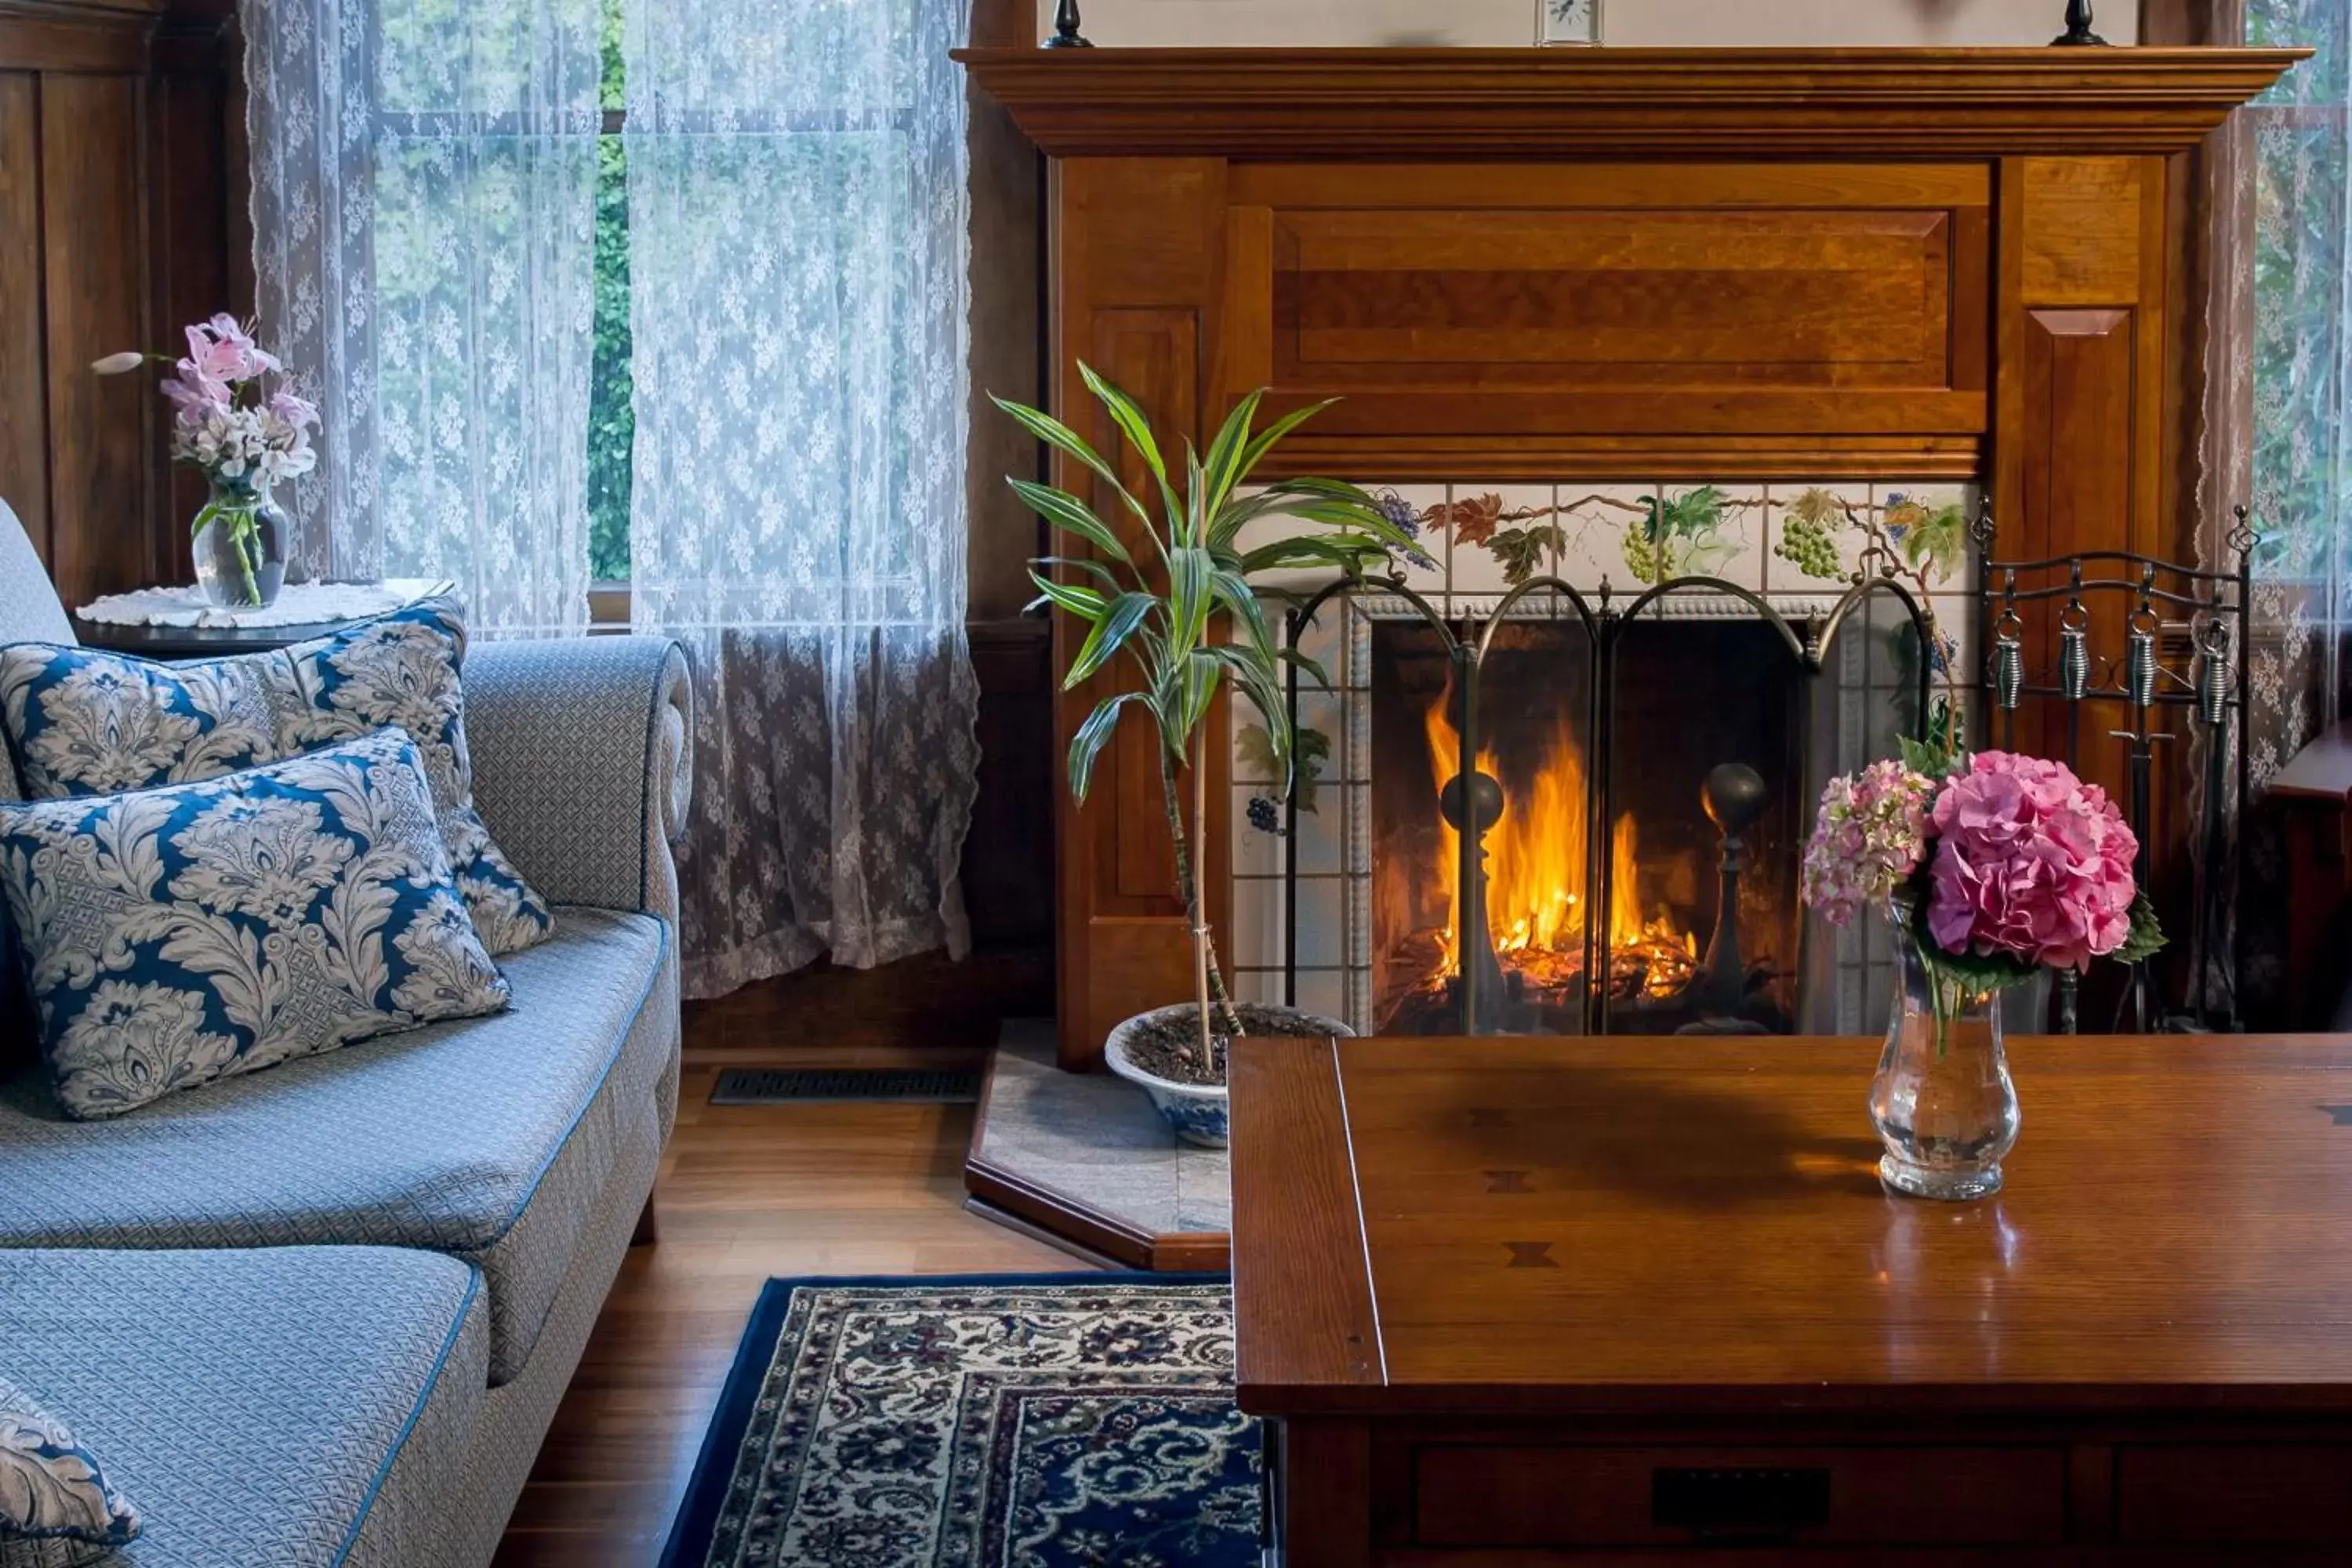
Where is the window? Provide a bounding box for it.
[2248,0,2350,719]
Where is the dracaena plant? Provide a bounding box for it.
[995,365,1417,1080]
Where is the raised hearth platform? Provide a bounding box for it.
[965,1021,1229,1271]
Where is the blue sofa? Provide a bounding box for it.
[0,504,693,1566]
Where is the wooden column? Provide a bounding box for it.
[1051,156,1235,1068]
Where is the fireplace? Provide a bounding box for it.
[1227,480,1976,1039]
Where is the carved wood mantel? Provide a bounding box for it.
[956,47,2303,1073]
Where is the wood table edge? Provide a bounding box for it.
[1230,1033,1387,1405]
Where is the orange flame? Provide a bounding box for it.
[1422,685,1696,1000]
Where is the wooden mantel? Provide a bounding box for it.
[959,46,2305,1076]
[958,47,2305,158]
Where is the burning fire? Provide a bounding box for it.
[1423,691,1698,1004]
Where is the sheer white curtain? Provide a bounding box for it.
[625,0,980,995]
[244,0,600,635]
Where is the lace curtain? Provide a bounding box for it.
[244,0,600,636]
[2235,0,2352,789]
[625,0,979,996]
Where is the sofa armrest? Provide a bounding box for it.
[461,636,693,921]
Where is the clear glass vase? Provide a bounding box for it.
[1869,917,2021,1201]
[191,482,287,610]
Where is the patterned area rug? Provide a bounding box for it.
[659,1274,1260,1568]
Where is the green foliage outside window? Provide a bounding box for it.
[2247,0,2349,586]
[589,0,633,583]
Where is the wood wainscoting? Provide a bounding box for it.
[0,0,251,611]
[958,46,2304,1069]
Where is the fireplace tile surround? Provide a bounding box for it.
[1229,478,1978,1038]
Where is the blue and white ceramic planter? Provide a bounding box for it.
[1104,1002,1354,1149]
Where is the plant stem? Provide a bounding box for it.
[1159,734,1241,1065]
[231,513,261,605]
[1190,729,1214,1078]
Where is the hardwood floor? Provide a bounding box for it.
[491,1047,1075,1566]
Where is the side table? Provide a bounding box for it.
[68,580,455,661]
[71,615,381,660]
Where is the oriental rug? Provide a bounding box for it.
[659,1274,1258,1568]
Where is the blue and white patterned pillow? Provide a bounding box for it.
[0,729,511,1120]
[0,1373,140,1564]
[0,600,551,956]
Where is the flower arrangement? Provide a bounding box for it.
[1802,737,2164,1005]
[96,317,318,606]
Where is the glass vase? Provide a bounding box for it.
[192,483,287,610]
[1869,918,2021,1201]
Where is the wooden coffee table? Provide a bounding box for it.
[1230,1033,2352,1565]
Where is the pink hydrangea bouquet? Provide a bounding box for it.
[1802,742,2163,993]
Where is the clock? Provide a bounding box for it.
[1538,0,1601,46]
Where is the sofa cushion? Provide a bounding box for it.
[0,906,673,1385]
[1,1371,142,1561]
[0,599,554,956]
[0,1247,485,1568]
[0,731,512,1120]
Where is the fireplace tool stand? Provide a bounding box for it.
[1975,505,2255,1033]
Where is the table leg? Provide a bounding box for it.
[1272,1417,1373,1567]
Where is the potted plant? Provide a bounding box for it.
[995,365,1417,1146]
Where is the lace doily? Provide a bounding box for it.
[75,579,455,630]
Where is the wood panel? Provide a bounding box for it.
[1051,158,1231,1067]
[1274,210,1955,387]
[1413,1443,2069,1547]
[0,71,45,561]
[146,0,241,589]
[1215,162,1992,466]
[1995,154,2182,892]
[2020,157,2144,304]
[0,0,247,608]
[38,71,151,608]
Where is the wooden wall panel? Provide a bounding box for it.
[0,72,46,563]
[1273,209,1955,387]
[1221,161,1992,481]
[148,4,242,588]
[1996,154,2184,910]
[38,72,151,608]
[1052,158,1232,1065]
[0,0,247,610]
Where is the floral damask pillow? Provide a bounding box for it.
[0,599,552,954]
[0,1374,140,1565]
[0,729,510,1120]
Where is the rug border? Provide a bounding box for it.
[655,1269,1233,1568]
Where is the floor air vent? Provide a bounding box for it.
[709,1068,982,1105]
